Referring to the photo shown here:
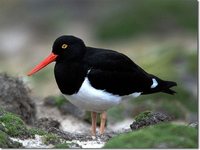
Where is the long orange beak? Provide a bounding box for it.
[27,52,58,76]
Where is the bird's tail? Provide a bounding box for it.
[142,77,177,95]
[161,81,177,95]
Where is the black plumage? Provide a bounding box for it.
[53,35,177,96]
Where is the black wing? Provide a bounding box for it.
[83,47,153,96]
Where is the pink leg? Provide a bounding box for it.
[91,112,97,136]
[99,111,107,135]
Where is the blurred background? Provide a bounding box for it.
[0,0,197,130]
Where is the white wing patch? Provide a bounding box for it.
[151,78,158,88]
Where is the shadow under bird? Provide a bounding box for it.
[27,35,177,136]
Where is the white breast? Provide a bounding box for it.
[64,77,141,112]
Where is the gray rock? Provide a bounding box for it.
[59,102,86,119]
[188,122,198,129]
[0,73,36,124]
[43,96,57,107]
[130,112,171,130]
[34,117,60,131]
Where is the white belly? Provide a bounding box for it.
[63,77,141,112]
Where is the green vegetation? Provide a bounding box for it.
[43,133,61,145]
[96,0,197,41]
[104,123,198,148]
[0,130,22,148]
[29,128,64,146]
[0,109,30,138]
[45,95,67,108]
[0,108,67,148]
[28,128,48,136]
[54,95,68,108]
[107,105,125,123]
[54,143,69,149]
[134,111,151,122]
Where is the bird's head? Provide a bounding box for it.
[27,35,85,76]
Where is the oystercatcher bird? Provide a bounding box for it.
[27,35,177,135]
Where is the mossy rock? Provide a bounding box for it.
[0,73,36,124]
[0,130,22,148]
[104,123,198,148]
[28,128,48,136]
[134,111,152,122]
[131,111,171,130]
[54,143,69,149]
[0,108,30,138]
[43,133,61,145]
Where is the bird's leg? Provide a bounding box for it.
[91,112,97,136]
[99,111,107,135]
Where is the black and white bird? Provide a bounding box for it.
[27,35,177,136]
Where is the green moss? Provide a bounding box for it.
[104,123,198,148]
[43,133,61,145]
[0,130,22,148]
[54,95,68,108]
[0,130,10,147]
[29,127,65,146]
[28,128,48,136]
[28,125,61,145]
[134,111,152,122]
[0,109,30,138]
[54,143,69,148]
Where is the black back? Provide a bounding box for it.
[53,36,177,96]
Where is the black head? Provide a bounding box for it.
[52,35,86,61]
[27,35,86,76]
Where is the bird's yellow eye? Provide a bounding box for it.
[62,44,68,49]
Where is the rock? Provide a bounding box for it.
[0,73,36,124]
[0,130,22,148]
[130,111,171,130]
[188,122,198,129]
[34,118,60,131]
[43,96,57,107]
[43,95,86,119]
[59,102,86,119]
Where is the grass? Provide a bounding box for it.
[54,143,69,148]
[104,123,198,148]
[0,108,68,148]
[0,109,30,138]
[43,133,61,145]
[134,111,151,122]
[28,128,48,136]
[54,95,68,108]
[96,0,197,41]
[0,130,22,148]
